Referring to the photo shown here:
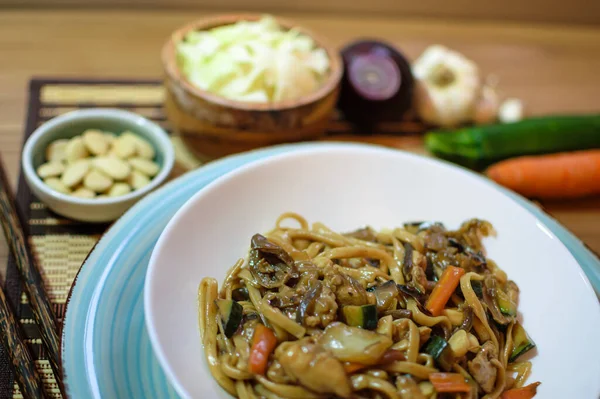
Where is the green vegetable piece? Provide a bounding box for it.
[471,280,484,298]
[216,299,243,338]
[424,114,600,170]
[342,304,378,330]
[509,322,536,362]
[497,289,517,316]
[423,335,455,371]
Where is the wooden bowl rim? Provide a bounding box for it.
[162,13,343,112]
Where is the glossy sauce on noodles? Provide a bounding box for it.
[198,213,539,399]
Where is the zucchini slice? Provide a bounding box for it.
[509,322,536,362]
[497,289,517,316]
[342,304,378,330]
[423,335,455,371]
[216,299,243,338]
[471,280,484,298]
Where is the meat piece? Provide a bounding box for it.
[324,269,369,306]
[264,285,300,309]
[275,339,352,398]
[332,264,382,287]
[404,248,427,293]
[301,284,338,328]
[266,359,294,385]
[248,234,297,288]
[344,227,378,242]
[423,226,448,252]
[468,341,498,393]
[295,264,320,290]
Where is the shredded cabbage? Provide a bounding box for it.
[176,15,330,103]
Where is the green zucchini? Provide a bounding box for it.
[423,335,455,371]
[471,280,484,298]
[342,304,378,330]
[216,299,243,338]
[509,322,536,362]
[425,114,600,169]
[497,289,517,316]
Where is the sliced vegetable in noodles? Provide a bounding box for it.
[425,266,465,316]
[509,322,536,362]
[501,382,541,399]
[341,304,378,330]
[248,324,277,375]
[429,372,471,393]
[216,299,243,338]
[319,322,393,365]
[423,335,455,372]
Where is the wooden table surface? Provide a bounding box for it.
[1,10,600,282]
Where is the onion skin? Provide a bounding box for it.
[318,322,393,365]
[338,39,414,128]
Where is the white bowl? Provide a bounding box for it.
[145,143,600,399]
[22,109,174,222]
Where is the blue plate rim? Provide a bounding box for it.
[61,141,600,399]
[61,142,324,397]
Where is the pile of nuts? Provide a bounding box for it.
[37,129,161,198]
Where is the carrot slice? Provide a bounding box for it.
[501,382,541,399]
[425,266,465,316]
[486,149,600,199]
[429,372,471,393]
[343,362,368,374]
[248,324,278,375]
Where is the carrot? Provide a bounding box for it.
[343,362,368,374]
[429,372,471,393]
[425,266,465,316]
[501,382,541,399]
[486,149,600,199]
[248,324,278,375]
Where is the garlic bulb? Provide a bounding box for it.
[412,45,481,127]
[473,85,500,125]
[499,98,524,123]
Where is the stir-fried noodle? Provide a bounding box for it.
[198,213,539,398]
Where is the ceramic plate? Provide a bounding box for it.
[61,142,600,399]
[145,144,600,398]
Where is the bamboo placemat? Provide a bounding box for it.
[3,77,428,398]
[3,78,185,399]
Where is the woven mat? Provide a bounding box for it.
[3,78,198,399]
[3,78,429,399]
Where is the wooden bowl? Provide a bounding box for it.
[162,14,343,158]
